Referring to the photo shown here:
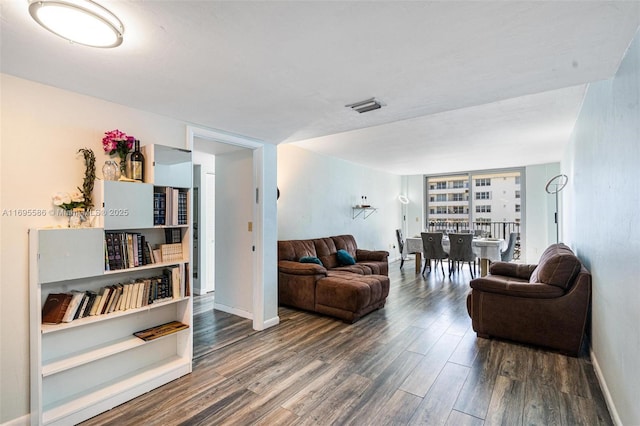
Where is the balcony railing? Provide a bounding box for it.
[426,220,520,240]
[426,221,521,260]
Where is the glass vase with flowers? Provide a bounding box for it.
[102,129,135,176]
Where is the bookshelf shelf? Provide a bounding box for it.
[103,259,188,274]
[41,296,189,334]
[43,328,189,377]
[30,144,193,426]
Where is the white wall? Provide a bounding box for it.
[405,175,425,239]
[0,74,187,423]
[277,145,402,258]
[192,150,215,295]
[214,149,254,317]
[562,29,640,426]
[524,162,560,263]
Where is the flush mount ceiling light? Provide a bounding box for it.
[29,0,124,48]
[346,97,384,113]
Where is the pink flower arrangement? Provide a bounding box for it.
[102,129,134,162]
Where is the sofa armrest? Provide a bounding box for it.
[470,276,564,299]
[278,260,327,276]
[489,262,537,280]
[356,249,389,262]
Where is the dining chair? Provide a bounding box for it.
[395,229,405,269]
[448,233,476,278]
[420,232,448,275]
[501,232,519,261]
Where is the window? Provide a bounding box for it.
[426,170,523,243]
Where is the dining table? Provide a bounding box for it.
[405,235,506,276]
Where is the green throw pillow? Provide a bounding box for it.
[299,256,323,266]
[336,249,356,265]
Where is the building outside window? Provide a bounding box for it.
[425,169,522,240]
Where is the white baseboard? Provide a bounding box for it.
[1,413,29,426]
[254,315,279,331]
[213,302,253,320]
[591,348,622,426]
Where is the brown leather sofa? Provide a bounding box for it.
[278,235,389,322]
[467,243,591,356]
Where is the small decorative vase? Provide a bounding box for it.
[68,208,93,228]
[102,160,120,181]
[68,210,82,228]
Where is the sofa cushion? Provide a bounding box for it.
[313,237,340,269]
[300,256,323,266]
[278,240,317,261]
[337,249,356,265]
[529,243,582,290]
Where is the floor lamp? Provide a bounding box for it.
[545,174,568,243]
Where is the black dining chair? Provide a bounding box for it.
[501,232,519,262]
[420,232,448,275]
[396,229,405,269]
[448,233,476,278]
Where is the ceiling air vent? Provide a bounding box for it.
[345,97,383,113]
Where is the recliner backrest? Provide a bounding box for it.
[529,243,582,290]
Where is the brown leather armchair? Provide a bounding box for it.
[466,243,591,356]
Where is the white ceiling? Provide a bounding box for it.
[2,1,639,175]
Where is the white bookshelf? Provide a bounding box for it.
[30,144,193,426]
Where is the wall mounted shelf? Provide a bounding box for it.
[352,206,377,219]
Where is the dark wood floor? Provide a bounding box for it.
[82,261,612,425]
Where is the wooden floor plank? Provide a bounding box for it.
[408,362,470,425]
[484,375,526,426]
[400,332,463,397]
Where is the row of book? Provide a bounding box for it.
[42,266,186,325]
[154,187,188,226]
[105,232,155,271]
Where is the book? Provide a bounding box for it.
[95,286,112,315]
[42,293,73,324]
[82,291,98,317]
[145,241,155,264]
[89,294,103,316]
[112,233,124,270]
[62,291,85,323]
[160,243,183,262]
[133,321,189,342]
[178,190,188,225]
[73,292,89,320]
[164,228,182,244]
[154,191,166,226]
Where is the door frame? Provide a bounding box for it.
[186,125,278,331]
